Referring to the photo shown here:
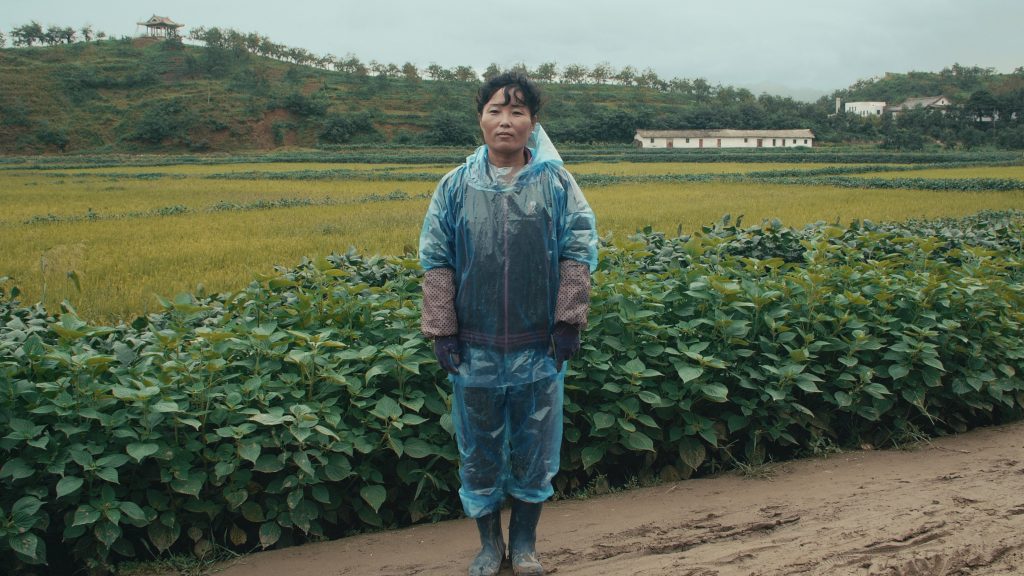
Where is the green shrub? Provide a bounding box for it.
[2,211,1024,571]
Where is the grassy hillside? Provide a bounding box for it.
[0,37,831,154]
[2,37,1021,154]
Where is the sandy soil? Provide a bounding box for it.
[213,421,1024,576]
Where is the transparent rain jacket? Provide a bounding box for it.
[419,124,598,388]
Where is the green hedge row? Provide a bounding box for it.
[2,211,1023,572]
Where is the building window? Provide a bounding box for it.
[804,139,808,144]
[792,139,797,144]
[649,138,654,143]
[685,138,690,143]
[744,138,748,143]
[772,139,776,146]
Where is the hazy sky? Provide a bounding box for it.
[4,0,1021,100]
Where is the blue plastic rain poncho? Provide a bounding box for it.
[419,124,598,517]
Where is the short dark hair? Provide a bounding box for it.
[476,72,542,117]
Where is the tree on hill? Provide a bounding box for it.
[483,63,501,80]
[11,21,44,46]
[532,62,558,82]
[401,62,420,81]
[45,25,76,45]
[0,30,5,48]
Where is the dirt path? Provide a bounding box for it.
[214,421,1024,575]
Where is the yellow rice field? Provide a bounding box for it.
[2,161,1023,320]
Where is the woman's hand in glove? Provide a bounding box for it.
[551,322,580,370]
[433,335,461,375]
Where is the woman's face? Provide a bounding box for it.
[478,87,536,159]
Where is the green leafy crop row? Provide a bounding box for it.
[2,211,1023,572]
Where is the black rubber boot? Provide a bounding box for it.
[469,510,505,576]
[509,500,544,576]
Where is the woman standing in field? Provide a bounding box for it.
[419,72,598,576]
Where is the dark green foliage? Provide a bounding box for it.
[125,99,195,144]
[34,123,69,152]
[2,212,1024,571]
[997,126,1024,150]
[881,128,926,151]
[318,112,379,144]
[280,92,328,117]
[423,110,478,146]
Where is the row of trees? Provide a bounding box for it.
[4,22,106,47]
[186,26,734,97]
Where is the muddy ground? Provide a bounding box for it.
[213,421,1024,575]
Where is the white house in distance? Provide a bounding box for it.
[836,96,951,119]
[887,95,952,118]
[844,101,886,117]
[633,129,815,149]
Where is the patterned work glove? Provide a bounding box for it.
[433,335,461,375]
[551,322,581,370]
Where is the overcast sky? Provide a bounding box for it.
[4,0,1021,100]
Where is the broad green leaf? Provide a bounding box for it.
[312,485,331,504]
[254,455,285,473]
[400,414,428,426]
[251,411,291,426]
[834,391,853,407]
[592,412,615,431]
[0,458,33,480]
[623,358,646,374]
[637,391,662,405]
[225,489,248,510]
[94,521,122,547]
[698,426,718,447]
[678,437,706,471]
[323,455,353,482]
[795,378,821,393]
[360,485,387,513]
[11,496,43,526]
[241,502,265,523]
[9,533,41,561]
[371,396,402,421]
[170,471,206,497]
[902,387,926,407]
[888,364,910,380]
[292,451,315,476]
[126,443,159,462]
[147,520,180,552]
[238,442,261,464]
[701,383,729,402]
[259,521,282,549]
[95,467,119,484]
[73,505,101,527]
[863,383,892,399]
[677,365,704,383]
[403,437,434,459]
[56,476,84,498]
[622,431,655,452]
[581,446,605,470]
[118,501,147,522]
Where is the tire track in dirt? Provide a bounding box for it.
[211,422,1024,576]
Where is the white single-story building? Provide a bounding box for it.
[886,95,952,118]
[844,101,887,117]
[633,129,815,149]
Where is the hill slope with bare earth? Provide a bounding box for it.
[212,420,1024,576]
